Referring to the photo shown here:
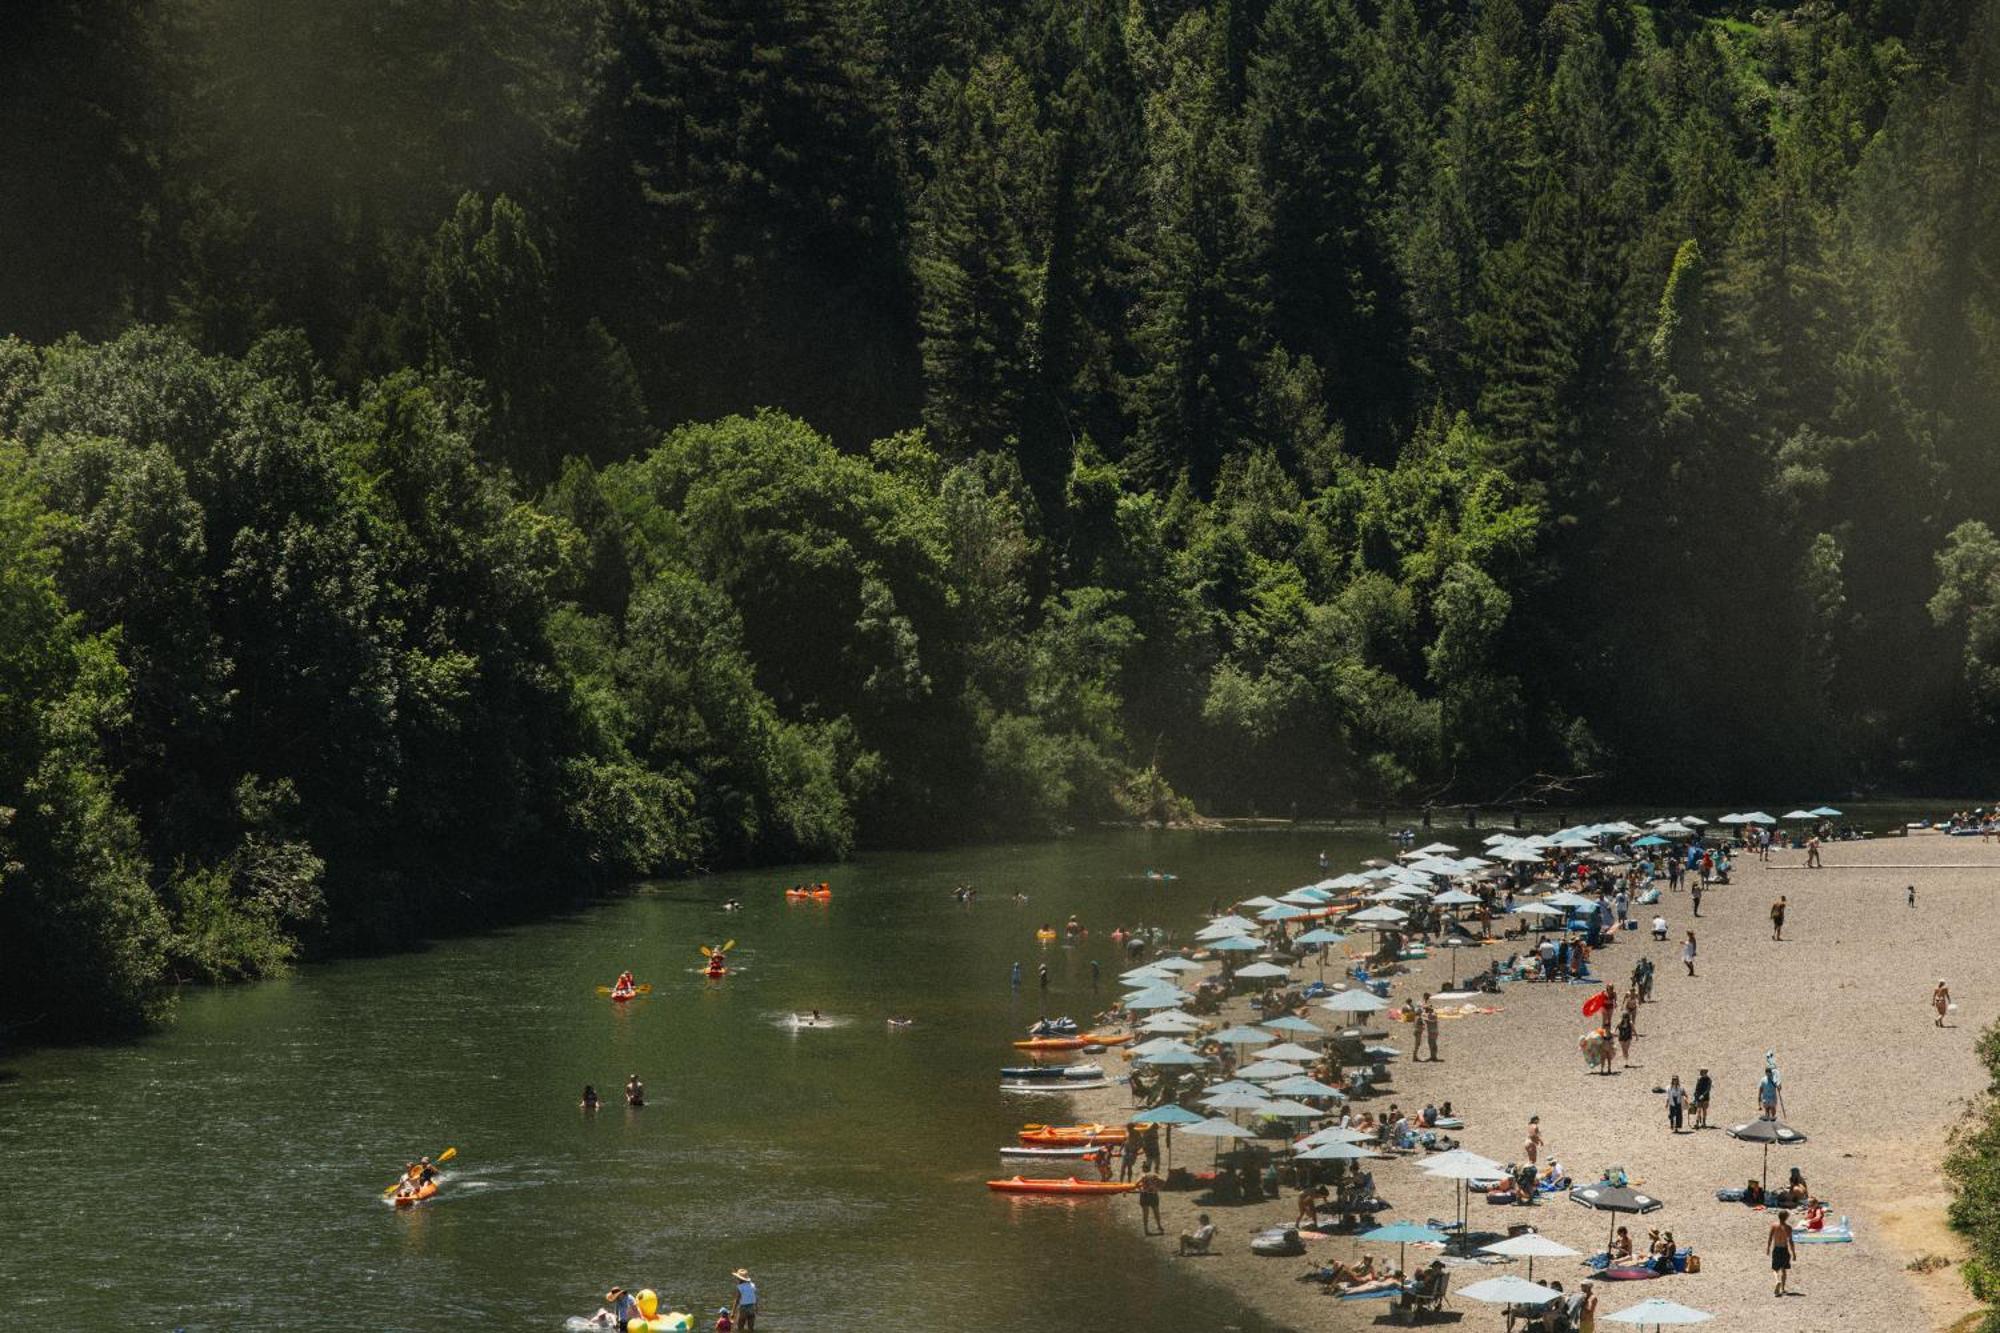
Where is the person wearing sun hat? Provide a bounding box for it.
[731,1268,758,1330]
[590,1287,638,1328]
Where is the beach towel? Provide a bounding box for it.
[1602,1267,1665,1282]
[1336,1286,1401,1302]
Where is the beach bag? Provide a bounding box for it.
[1686,1253,1701,1274]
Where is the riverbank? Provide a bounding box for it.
[1077,829,1991,1332]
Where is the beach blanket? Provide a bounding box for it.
[1335,1286,1401,1302]
[1602,1267,1665,1282]
[1794,1223,1853,1244]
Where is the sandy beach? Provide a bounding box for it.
[1071,828,1996,1331]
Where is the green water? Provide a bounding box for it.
[0,807,1937,1329]
[3,828,1390,1331]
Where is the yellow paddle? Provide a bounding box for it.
[382,1146,457,1196]
[699,940,736,958]
[595,983,653,994]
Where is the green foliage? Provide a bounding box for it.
[6,0,2000,1035]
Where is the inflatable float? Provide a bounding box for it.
[786,883,833,900]
[1035,929,1058,942]
[986,1176,1135,1195]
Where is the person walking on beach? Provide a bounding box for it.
[1935,980,1954,1027]
[1693,1069,1713,1129]
[1577,1281,1598,1333]
[1690,880,1703,917]
[1138,1169,1164,1235]
[1805,835,1822,868]
[1616,1007,1636,1068]
[1909,883,1917,908]
[1524,1116,1543,1167]
[1771,895,1787,941]
[1682,930,1697,977]
[1422,1000,1440,1062]
[1412,993,1430,1059]
[1666,1074,1686,1131]
[1768,1210,1796,1295]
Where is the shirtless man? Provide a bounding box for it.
[1770,895,1787,941]
[1768,1209,1796,1295]
[1935,980,1953,1027]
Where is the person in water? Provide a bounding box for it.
[581,1084,600,1111]
[625,1074,645,1107]
[591,1288,640,1328]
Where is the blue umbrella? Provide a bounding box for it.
[1295,928,1349,946]
[1359,1219,1452,1270]
[1138,1048,1212,1066]
[1632,835,1669,848]
[1809,806,1842,818]
[1208,935,1263,953]
[1130,1104,1205,1126]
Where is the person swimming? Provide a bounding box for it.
[625,1074,645,1107]
[581,1084,600,1111]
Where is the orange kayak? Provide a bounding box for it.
[1018,1123,1127,1146]
[1081,1032,1132,1046]
[987,1176,1135,1195]
[1012,1037,1092,1051]
[786,889,832,901]
[392,1180,439,1208]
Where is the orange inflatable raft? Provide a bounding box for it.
[1017,1123,1127,1146]
[987,1176,1136,1195]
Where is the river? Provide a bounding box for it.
[0,809,1933,1330]
[3,827,1410,1330]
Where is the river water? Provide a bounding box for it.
[0,809,1930,1329]
[4,827,1393,1331]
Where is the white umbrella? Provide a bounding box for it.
[1182,1115,1259,1164]
[1232,961,1291,981]
[1417,842,1459,854]
[1513,901,1563,918]
[1261,1015,1326,1033]
[1347,906,1409,926]
[1207,935,1263,953]
[1297,1139,1378,1161]
[1239,895,1282,909]
[1268,1075,1344,1098]
[1152,957,1208,973]
[1259,903,1310,922]
[1603,1297,1713,1328]
[1256,1041,1324,1063]
[1321,990,1389,1015]
[1131,1037,1201,1057]
[1480,1231,1580,1280]
[1254,1098,1323,1119]
[1498,846,1547,863]
[1139,1013,1204,1033]
[1783,810,1816,821]
[1434,888,1484,907]
[1420,1149,1508,1180]
[1203,1090,1276,1111]
[1296,1125,1373,1147]
[1200,1079,1263,1097]
[1237,1060,1308,1080]
[1459,1275,1563,1307]
[1210,1025,1277,1047]
[1279,888,1331,906]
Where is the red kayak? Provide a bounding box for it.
[704,966,727,979]
[987,1176,1135,1195]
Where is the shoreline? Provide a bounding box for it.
[1066,830,1989,1332]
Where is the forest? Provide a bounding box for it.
[4,0,2000,1035]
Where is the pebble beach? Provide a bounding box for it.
[1069,829,1996,1332]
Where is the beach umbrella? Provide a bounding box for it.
[1137,1048,1211,1066]
[1233,961,1292,982]
[1133,1037,1202,1057]
[1202,913,1258,931]
[1726,1118,1808,1190]
[1155,957,1208,973]
[1651,823,1692,838]
[1296,1125,1374,1147]
[1433,888,1483,907]
[1297,1139,1377,1161]
[1782,809,1816,821]
[1543,891,1598,910]
[1632,835,1669,848]
[1421,1149,1509,1247]
[1211,1025,1278,1048]
[1207,935,1263,953]
[1237,1060,1308,1081]
[1120,969,1174,988]
[1328,873,1373,889]
[1256,1041,1324,1063]
[1498,846,1547,863]
[1262,1014,1326,1033]
[1138,1011,1203,1033]
[1417,842,1459,855]
[1743,812,1776,825]
[1480,1232,1580,1281]
[1281,887,1333,906]
[1182,1115,1258,1165]
[1458,1275,1563,1309]
[1347,905,1409,927]
[1603,1297,1713,1330]
[1434,934,1481,986]
[1680,816,1710,827]
[1258,903,1310,922]
[1254,1097,1323,1120]
[1239,895,1282,909]
[1358,1220,1452,1272]
[1126,989,1194,1010]
[1716,813,1747,825]
[1268,1075,1344,1099]
[1200,1079,1264,1097]
[1202,1089,1276,1111]
[1569,1181,1665,1252]
[1321,990,1389,1017]
[1810,806,1842,818]
[1131,1104,1204,1125]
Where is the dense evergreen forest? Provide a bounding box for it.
[5,0,2000,1034]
